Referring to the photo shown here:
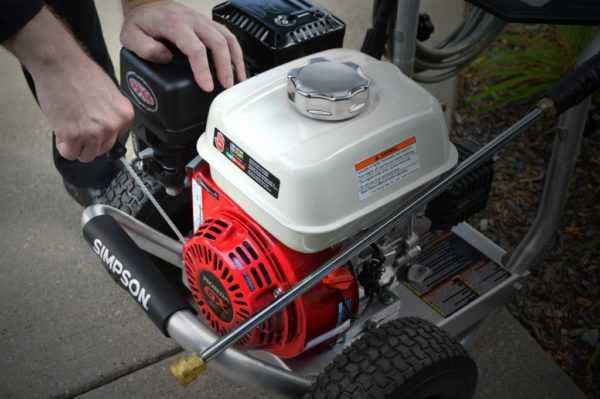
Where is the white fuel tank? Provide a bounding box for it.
[197,49,458,253]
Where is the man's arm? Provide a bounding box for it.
[120,0,246,92]
[2,6,133,162]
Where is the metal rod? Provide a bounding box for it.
[199,108,545,364]
[393,0,420,76]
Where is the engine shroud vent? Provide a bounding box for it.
[184,215,288,348]
[213,0,345,73]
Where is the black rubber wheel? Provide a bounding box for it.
[103,167,192,287]
[305,317,478,399]
[104,167,192,235]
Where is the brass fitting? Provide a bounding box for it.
[170,353,206,387]
[536,97,557,118]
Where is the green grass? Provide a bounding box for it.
[466,25,600,114]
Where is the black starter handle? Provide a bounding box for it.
[543,51,600,115]
[83,214,192,335]
[106,140,127,160]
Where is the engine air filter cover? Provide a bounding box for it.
[212,0,345,73]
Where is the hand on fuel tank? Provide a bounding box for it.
[120,0,246,92]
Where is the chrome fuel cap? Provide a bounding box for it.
[287,58,370,121]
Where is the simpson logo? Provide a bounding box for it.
[93,239,151,310]
[126,71,158,112]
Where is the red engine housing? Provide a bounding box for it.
[183,164,358,358]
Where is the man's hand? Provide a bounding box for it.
[3,7,133,163]
[121,0,246,92]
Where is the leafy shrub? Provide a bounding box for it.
[465,25,600,114]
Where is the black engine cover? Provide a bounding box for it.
[213,0,345,74]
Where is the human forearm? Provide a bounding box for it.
[2,6,133,162]
[2,6,88,77]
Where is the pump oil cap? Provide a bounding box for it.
[287,58,370,121]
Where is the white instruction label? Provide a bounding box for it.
[355,136,421,200]
[192,178,203,232]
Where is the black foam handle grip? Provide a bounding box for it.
[83,215,192,335]
[544,51,600,115]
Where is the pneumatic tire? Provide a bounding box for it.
[305,317,478,399]
[103,167,192,288]
[103,167,192,235]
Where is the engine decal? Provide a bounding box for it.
[402,231,511,318]
[214,128,281,198]
[355,136,421,200]
[200,271,233,322]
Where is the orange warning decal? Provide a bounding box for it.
[355,136,417,171]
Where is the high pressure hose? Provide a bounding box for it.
[413,10,506,83]
[371,1,506,83]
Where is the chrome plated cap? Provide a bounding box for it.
[287,58,370,121]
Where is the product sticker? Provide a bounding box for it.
[402,231,511,318]
[355,136,421,200]
[192,177,203,232]
[213,128,281,198]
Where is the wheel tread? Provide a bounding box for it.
[304,317,477,399]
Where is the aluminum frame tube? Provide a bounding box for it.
[507,33,600,274]
[392,0,420,75]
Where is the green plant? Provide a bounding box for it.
[465,25,600,114]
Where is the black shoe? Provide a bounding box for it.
[63,180,108,207]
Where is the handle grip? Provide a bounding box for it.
[83,214,192,335]
[106,140,127,161]
[543,51,600,116]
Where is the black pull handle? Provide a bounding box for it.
[82,214,193,335]
[543,51,600,116]
[106,140,127,161]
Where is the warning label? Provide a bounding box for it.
[355,136,421,200]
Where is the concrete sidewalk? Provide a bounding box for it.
[0,1,587,398]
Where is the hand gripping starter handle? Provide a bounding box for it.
[83,214,192,335]
[542,51,600,116]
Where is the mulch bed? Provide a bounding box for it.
[452,74,600,397]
